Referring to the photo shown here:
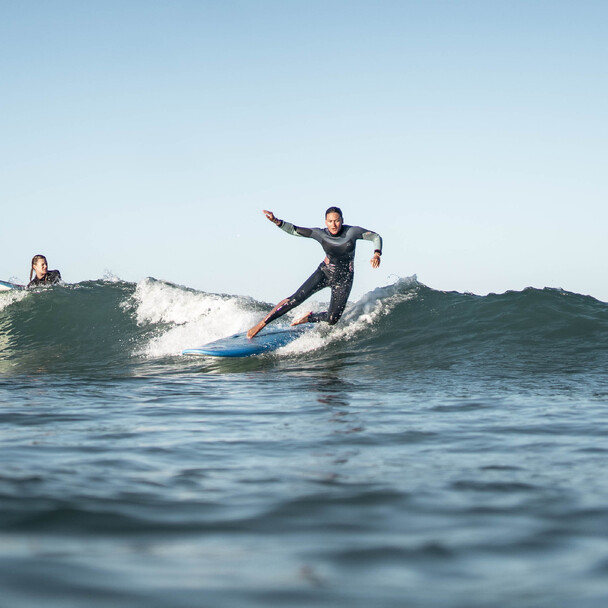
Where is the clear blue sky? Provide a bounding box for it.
[2,0,607,303]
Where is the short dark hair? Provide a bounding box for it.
[325,206,343,219]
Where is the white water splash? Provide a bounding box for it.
[130,275,421,359]
[278,275,420,356]
[0,288,28,312]
[126,278,254,357]
[102,269,122,283]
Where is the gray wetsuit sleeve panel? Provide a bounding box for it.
[361,229,382,253]
[279,221,313,238]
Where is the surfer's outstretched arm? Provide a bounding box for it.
[262,209,313,238]
[360,229,382,269]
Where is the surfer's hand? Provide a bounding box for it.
[370,252,381,269]
[263,210,280,225]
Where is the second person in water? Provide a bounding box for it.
[247,207,383,339]
[28,254,62,288]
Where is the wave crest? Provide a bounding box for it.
[2,276,607,374]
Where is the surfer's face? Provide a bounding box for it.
[325,212,343,235]
[33,258,48,279]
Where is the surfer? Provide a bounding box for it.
[247,207,382,339]
[28,255,62,288]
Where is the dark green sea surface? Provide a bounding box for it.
[1,278,607,607]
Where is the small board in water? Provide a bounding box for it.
[0,279,25,292]
[183,325,314,358]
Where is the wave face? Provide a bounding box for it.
[1,276,607,381]
[2,276,608,608]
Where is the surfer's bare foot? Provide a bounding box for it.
[291,312,312,326]
[247,321,266,339]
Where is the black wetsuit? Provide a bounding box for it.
[264,221,382,326]
[27,270,61,288]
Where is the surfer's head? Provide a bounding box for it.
[325,206,343,235]
[30,255,48,281]
[325,206,343,220]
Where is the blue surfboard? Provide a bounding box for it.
[0,279,25,291]
[182,325,314,357]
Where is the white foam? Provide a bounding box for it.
[0,288,28,312]
[277,275,420,357]
[129,278,265,358]
[102,269,122,283]
[343,274,419,325]
[130,275,420,359]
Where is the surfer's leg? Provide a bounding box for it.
[308,272,354,325]
[247,267,327,338]
[291,311,312,326]
[247,297,291,338]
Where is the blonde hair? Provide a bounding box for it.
[30,255,47,281]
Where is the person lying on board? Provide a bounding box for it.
[247,207,382,339]
[28,254,62,288]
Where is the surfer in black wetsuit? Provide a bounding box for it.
[28,255,61,288]
[247,207,382,338]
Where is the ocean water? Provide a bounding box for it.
[1,276,607,608]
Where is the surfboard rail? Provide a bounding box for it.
[182,325,314,357]
[0,279,25,291]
